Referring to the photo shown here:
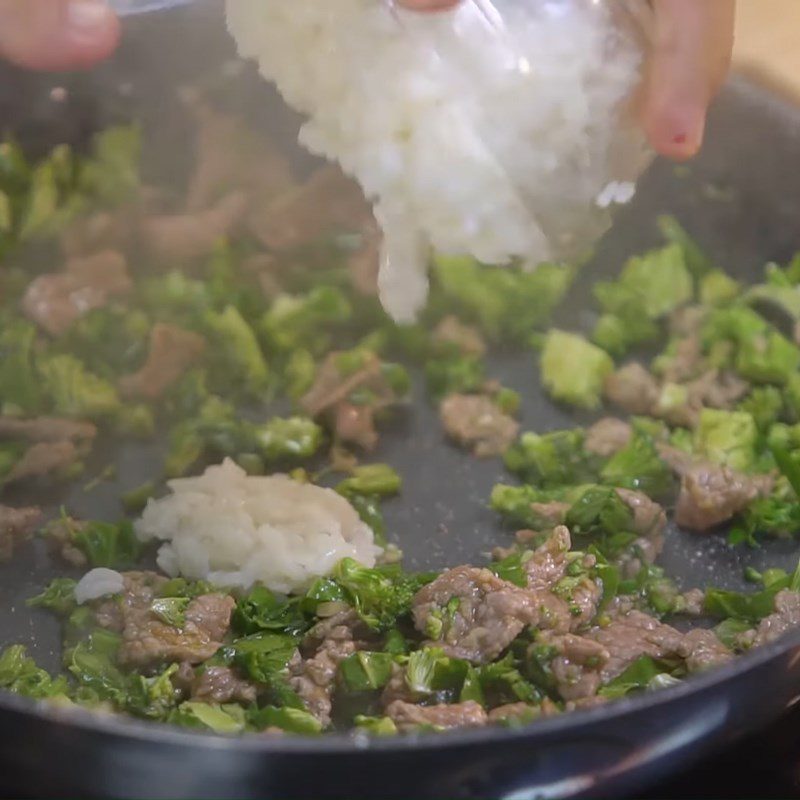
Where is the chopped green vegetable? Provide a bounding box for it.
[171,702,246,734]
[0,319,43,413]
[150,597,190,628]
[71,520,142,569]
[424,354,485,399]
[432,257,573,343]
[338,651,395,692]
[504,428,597,488]
[253,416,324,462]
[249,705,323,734]
[540,331,613,410]
[599,655,681,699]
[205,306,269,398]
[600,433,672,498]
[337,464,402,498]
[0,645,67,699]
[122,481,157,513]
[233,585,309,638]
[222,632,297,684]
[693,409,758,472]
[27,578,77,616]
[354,715,398,736]
[38,354,121,419]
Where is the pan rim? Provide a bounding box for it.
[0,618,798,755]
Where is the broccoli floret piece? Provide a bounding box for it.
[703,307,800,385]
[432,256,574,342]
[337,464,402,498]
[595,242,693,321]
[253,417,324,462]
[139,271,211,326]
[260,287,351,355]
[657,215,714,278]
[730,495,800,544]
[540,331,613,410]
[700,270,741,306]
[425,355,485,399]
[0,319,43,413]
[591,313,657,358]
[78,125,141,206]
[284,349,316,401]
[693,409,758,472]
[205,306,269,398]
[62,307,150,379]
[599,433,673,499]
[38,354,121,420]
[738,387,784,432]
[745,283,800,322]
[490,484,575,529]
[504,429,596,487]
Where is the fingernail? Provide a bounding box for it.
[66,0,111,31]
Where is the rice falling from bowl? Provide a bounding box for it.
[225,0,649,321]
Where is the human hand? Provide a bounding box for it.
[399,0,736,161]
[0,0,120,71]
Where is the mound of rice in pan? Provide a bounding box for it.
[135,459,382,594]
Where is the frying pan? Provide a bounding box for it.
[1,3,800,798]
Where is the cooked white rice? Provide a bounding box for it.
[75,568,125,604]
[134,459,382,594]
[226,0,649,321]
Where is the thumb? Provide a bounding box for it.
[0,0,120,71]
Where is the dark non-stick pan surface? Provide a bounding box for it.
[2,4,800,798]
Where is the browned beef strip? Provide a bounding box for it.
[119,323,206,400]
[181,93,295,214]
[249,167,372,253]
[584,418,633,457]
[347,219,380,297]
[22,250,131,336]
[412,565,563,664]
[660,335,705,383]
[686,369,749,410]
[674,462,773,532]
[61,209,137,258]
[0,417,96,443]
[615,489,667,540]
[681,629,733,672]
[5,440,80,483]
[487,702,543,723]
[141,191,248,262]
[99,573,234,668]
[432,316,487,358]
[544,632,610,701]
[44,516,88,568]
[0,505,42,561]
[386,700,487,731]
[439,393,519,458]
[604,364,660,416]
[301,351,401,451]
[289,618,358,728]
[588,611,686,683]
[524,526,571,590]
[754,590,800,647]
[191,665,258,705]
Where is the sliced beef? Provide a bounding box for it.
[347,219,380,297]
[412,565,564,664]
[289,616,360,728]
[0,416,96,443]
[141,191,248,263]
[301,351,403,450]
[660,335,704,383]
[681,629,733,672]
[543,632,610,701]
[604,364,660,416]
[616,489,667,540]
[584,418,632,457]
[487,702,545,723]
[432,316,487,358]
[686,369,749,410]
[753,590,800,647]
[22,250,131,336]
[45,516,88,567]
[588,610,685,683]
[439,393,519,458]
[119,323,206,400]
[181,93,295,213]
[0,505,42,561]
[61,209,137,258]
[386,700,487,732]
[249,167,372,252]
[96,572,235,668]
[674,462,773,532]
[190,665,258,705]
[5,440,80,483]
[524,525,571,591]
